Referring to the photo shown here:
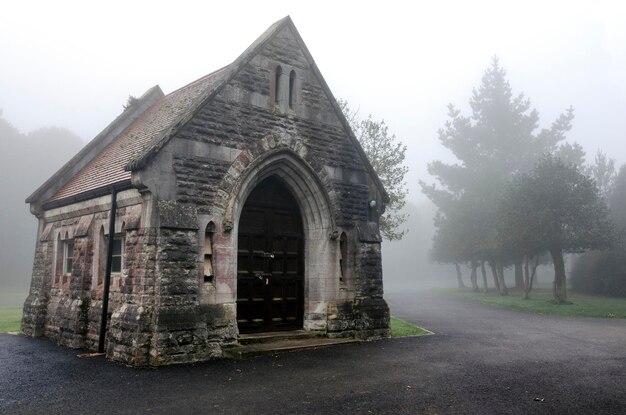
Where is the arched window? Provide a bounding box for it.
[111,222,125,275]
[339,232,348,283]
[274,65,283,105]
[289,70,296,109]
[204,222,216,283]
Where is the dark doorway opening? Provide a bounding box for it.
[236,177,304,333]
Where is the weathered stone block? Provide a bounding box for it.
[158,201,198,229]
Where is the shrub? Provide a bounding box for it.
[572,250,626,298]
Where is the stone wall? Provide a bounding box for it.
[21,194,153,361]
[146,201,237,365]
[104,227,157,365]
[22,237,53,337]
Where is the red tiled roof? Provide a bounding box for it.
[50,68,228,201]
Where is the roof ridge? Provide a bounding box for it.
[166,65,229,97]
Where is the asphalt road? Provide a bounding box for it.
[1,289,625,414]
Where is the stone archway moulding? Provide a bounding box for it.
[222,133,338,332]
[222,133,335,236]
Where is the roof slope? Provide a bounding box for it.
[49,68,227,202]
[25,85,164,204]
[31,16,388,207]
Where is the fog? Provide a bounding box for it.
[382,201,454,293]
[1,1,626,305]
[0,121,83,305]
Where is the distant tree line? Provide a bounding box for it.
[571,163,626,298]
[0,110,83,304]
[421,58,621,303]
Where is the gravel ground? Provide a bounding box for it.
[1,289,624,414]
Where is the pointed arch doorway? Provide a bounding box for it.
[236,177,304,333]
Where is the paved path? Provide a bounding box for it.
[1,290,625,414]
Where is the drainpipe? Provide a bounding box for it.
[98,188,118,354]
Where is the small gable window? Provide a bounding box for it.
[274,65,283,105]
[289,70,296,110]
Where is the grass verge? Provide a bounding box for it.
[445,288,626,318]
[1,307,430,338]
[0,307,22,333]
[390,316,430,337]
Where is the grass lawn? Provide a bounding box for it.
[446,287,626,318]
[390,316,431,337]
[1,307,428,338]
[0,307,22,333]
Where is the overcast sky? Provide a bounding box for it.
[1,0,625,201]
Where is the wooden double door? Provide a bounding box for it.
[236,177,304,333]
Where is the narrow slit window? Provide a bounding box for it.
[339,232,347,283]
[274,65,283,105]
[204,222,216,283]
[289,70,296,109]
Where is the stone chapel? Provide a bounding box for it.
[21,16,390,366]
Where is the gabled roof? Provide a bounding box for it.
[25,85,164,204]
[29,16,388,208]
[48,68,228,203]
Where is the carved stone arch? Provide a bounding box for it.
[221,132,336,231]
[224,149,334,234]
[222,143,338,332]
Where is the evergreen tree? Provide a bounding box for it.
[589,150,616,199]
[499,156,612,303]
[422,57,578,292]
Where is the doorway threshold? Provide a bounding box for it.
[224,330,359,359]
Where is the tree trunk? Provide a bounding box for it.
[550,247,568,304]
[496,262,508,296]
[530,256,539,289]
[480,261,488,293]
[470,262,479,292]
[514,260,524,289]
[522,255,530,300]
[455,263,466,289]
[490,262,500,291]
